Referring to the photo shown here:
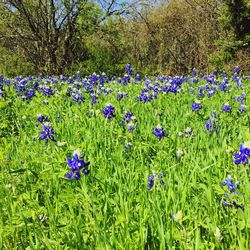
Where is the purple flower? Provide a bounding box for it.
[65,150,90,180]
[222,200,244,210]
[192,101,202,112]
[240,143,250,156]
[234,66,240,72]
[152,125,168,140]
[37,114,49,123]
[222,104,232,112]
[117,92,128,100]
[39,123,56,142]
[102,103,116,120]
[191,68,196,76]
[26,89,36,100]
[125,64,134,75]
[147,172,155,190]
[222,175,239,193]
[238,105,247,113]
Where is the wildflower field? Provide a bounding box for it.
[1,66,250,249]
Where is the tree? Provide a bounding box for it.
[0,0,134,74]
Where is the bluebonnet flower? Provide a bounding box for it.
[221,71,226,77]
[234,151,249,164]
[205,111,218,132]
[233,142,250,164]
[43,87,53,96]
[191,68,196,76]
[221,175,239,193]
[152,125,168,140]
[197,86,204,97]
[223,200,244,211]
[222,103,232,112]
[213,69,218,75]
[127,118,137,132]
[238,105,247,113]
[76,71,82,80]
[102,103,116,120]
[117,92,128,100]
[124,142,133,149]
[65,150,90,180]
[123,74,130,85]
[192,101,202,112]
[135,74,141,81]
[26,89,36,100]
[120,111,134,126]
[125,64,134,75]
[91,96,97,105]
[121,111,137,132]
[235,93,245,104]
[147,172,155,190]
[39,123,56,142]
[37,114,49,123]
[234,66,240,73]
[237,142,250,155]
[72,91,85,104]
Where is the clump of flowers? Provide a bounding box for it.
[121,111,137,132]
[221,175,244,210]
[37,114,49,124]
[191,101,202,112]
[117,92,128,100]
[205,111,218,133]
[102,103,116,120]
[152,125,168,140]
[233,142,250,164]
[39,122,56,143]
[147,171,165,190]
[65,150,90,180]
[238,104,247,113]
[125,63,134,75]
[222,103,232,112]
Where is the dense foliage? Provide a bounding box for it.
[1,66,250,248]
[0,0,249,76]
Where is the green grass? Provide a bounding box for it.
[0,75,250,249]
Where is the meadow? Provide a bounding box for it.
[0,66,250,249]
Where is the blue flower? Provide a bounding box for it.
[191,68,196,76]
[222,103,232,112]
[222,200,244,210]
[192,101,202,112]
[102,103,116,120]
[147,172,155,190]
[65,150,90,180]
[238,105,247,113]
[39,123,56,142]
[125,64,134,75]
[124,142,133,149]
[117,92,128,100]
[37,114,49,123]
[26,89,36,100]
[221,175,239,193]
[152,125,168,140]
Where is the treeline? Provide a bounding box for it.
[0,0,249,76]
